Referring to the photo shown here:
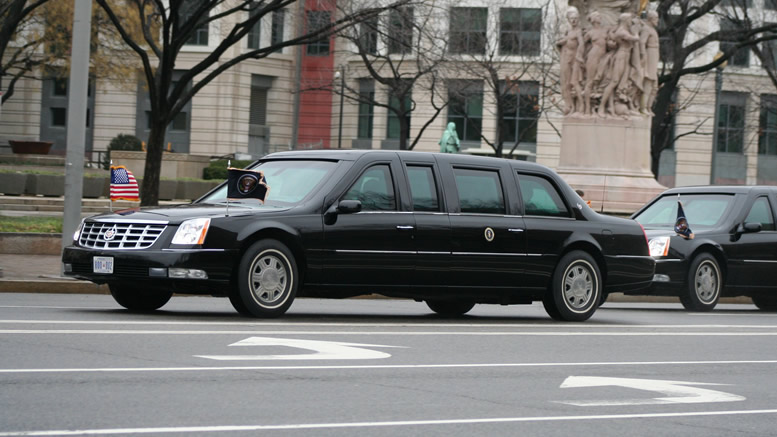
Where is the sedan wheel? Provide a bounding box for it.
[426,300,475,317]
[680,253,721,312]
[109,284,173,312]
[235,239,298,318]
[543,250,601,322]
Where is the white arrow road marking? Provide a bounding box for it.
[558,376,746,406]
[195,337,404,361]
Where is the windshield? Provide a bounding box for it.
[198,159,336,208]
[634,194,735,230]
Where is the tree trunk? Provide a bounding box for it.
[141,123,166,206]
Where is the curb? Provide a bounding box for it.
[0,279,109,294]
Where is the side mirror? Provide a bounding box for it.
[740,222,762,233]
[337,200,362,214]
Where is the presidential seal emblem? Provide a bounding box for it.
[237,174,259,195]
[103,224,118,241]
[484,227,495,242]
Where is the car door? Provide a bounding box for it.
[401,157,451,287]
[726,194,777,289]
[516,172,576,289]
[322,156,416,286]
[443,162,527,289]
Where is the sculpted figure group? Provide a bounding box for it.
[556,7,659,119]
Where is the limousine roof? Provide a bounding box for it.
[264,149,551,173]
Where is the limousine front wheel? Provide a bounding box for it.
[543,251,601,322]
[236,239,298,318]
[109,284,173,312]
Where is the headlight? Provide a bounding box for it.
[73,219,85,242]
[648,236,670,257]
[171,218,211,245]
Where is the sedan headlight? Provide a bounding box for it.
[73,219,85,242]
[171,218,211,245]
[648,236,671,257]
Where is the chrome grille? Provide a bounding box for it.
[79,222,167,250]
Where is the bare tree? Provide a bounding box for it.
[330,1,450,150]
[96,0,410,206]
[0,0,49,103]
[444,2,556,158]
[651,0,777,176]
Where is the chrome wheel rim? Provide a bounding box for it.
[694,260,720,304]
[249,250,289,307]
[563,260,596,311]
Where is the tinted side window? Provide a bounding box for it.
[343,165,396,211]
[407,165,439,211]
[518,174,569,217]
[745,196,776,231]
[453,168,505,214]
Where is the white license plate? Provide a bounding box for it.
[93,256,114,274]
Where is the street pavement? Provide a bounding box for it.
[0,253,108,294]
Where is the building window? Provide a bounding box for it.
[768,0,777,10]
[659,14,680,63]
[306,11,330,56]
[271,10,285,51]
[388,7,413,54]
[719,19,750,67]
[250,87,268,126]
[501,81,538,144]
[52,78,67,96]
[181,1,209,46]
[358,80,374,139]
[499,8,541,56]
[247,4,261,49]
[447,80,483,142]
[387,89,411,139]
[760,95,777,155]
[51,108,66,127]
[450,7,487,55]
[717,92,747,153]
[359,15,379,55]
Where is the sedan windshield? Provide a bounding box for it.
[199,159,336,208]
[634,194,735,230]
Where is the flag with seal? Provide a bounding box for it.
[674,200,694,239]
[227,168,269,202]
[110,165,140,201]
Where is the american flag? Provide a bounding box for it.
[110,166,140,201]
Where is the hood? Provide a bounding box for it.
[84,203,290,224]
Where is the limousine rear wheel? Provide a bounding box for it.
[236,239,298,318]
[426,300,475,317]
[109,284,173,312]
[680,253,721,312]
[543,251,601,322]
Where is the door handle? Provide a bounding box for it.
[508,228,524,233]
[396,225,415,231]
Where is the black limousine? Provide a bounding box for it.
[632,185,777,311]
[63,150,655,321]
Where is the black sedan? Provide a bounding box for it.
[631,185,777,311]
[62,150,654,321]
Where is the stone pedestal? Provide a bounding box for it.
[557,116,665,215]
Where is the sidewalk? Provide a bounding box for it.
[0,253,108,294]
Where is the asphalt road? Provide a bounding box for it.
[1,294,776,437]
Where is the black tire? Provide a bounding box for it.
[752,295,777,311]
[543,250,601,322]
[235,239,298,318]
[109,283,172,312]
[680,253,721,312]
[426,300,475,317]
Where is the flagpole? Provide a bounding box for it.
[109,160,113,212]
[225,160,230,217]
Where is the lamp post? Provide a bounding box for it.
[334,67,345,148]
[710,52,727,185]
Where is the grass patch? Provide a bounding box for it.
[0,216,63,233]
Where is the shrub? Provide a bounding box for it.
[102,134,144,169]
[203,159,254,180]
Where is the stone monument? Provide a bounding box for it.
[556,2,665,214]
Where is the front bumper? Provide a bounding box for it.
[62,246,239,295]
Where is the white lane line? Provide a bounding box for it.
[1,320,777,329]
[1,359,776,374]
[1,409,776,435]
[1,329,777,336]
